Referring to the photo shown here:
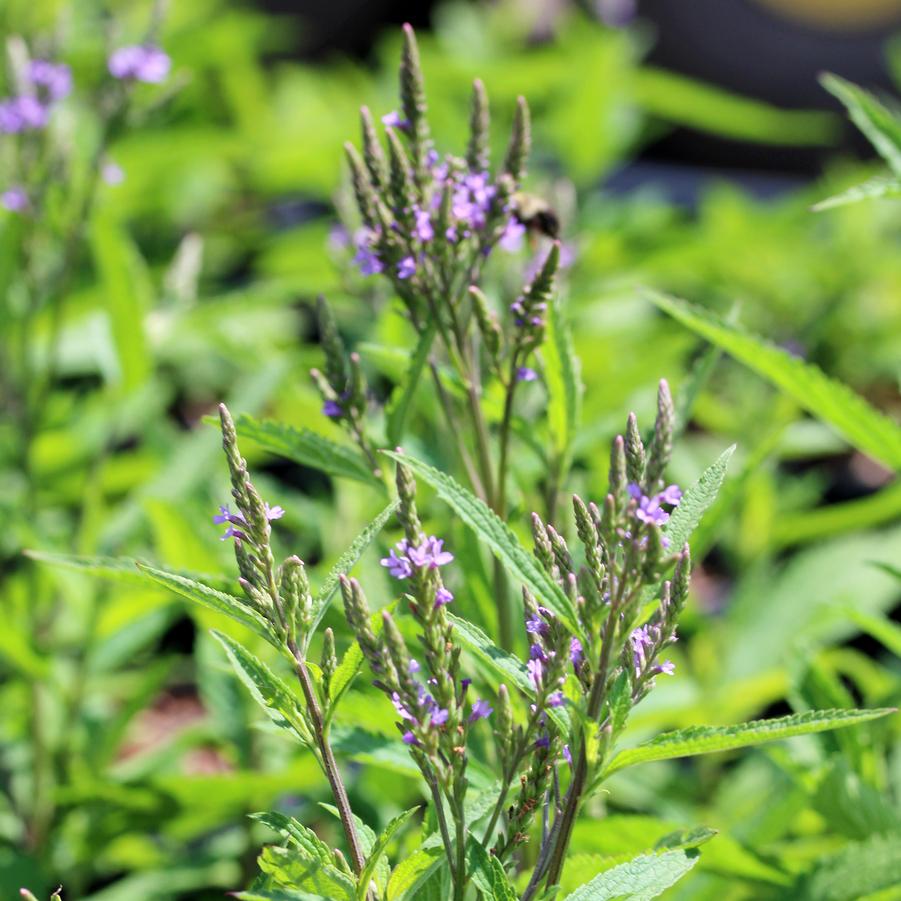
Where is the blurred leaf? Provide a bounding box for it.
[386,844,445,900]
[605,708,895,776]
[797,830,901,900]
[545,297,583,460]
[648,291,901,469]
[813,173,901,211]
[385,322,437,448]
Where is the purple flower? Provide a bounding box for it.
[397,255,417,279]
[516,367,538,383]
[108,45,171,83]
[562,744,573,765]
[434,586,454,609]
[28,60,72,101]
[469,698,493,722]
[413,207,434,242]
[628,483,682,527]
[0,96,48,133]
[630,625,656,676]
[527,657,544,690]
[525,611,550,637]
[265,503,285,521]
[529,643,548,662]
[322,399,343,418]
[402,730,418,745]
[213,504,239,525]
[380,546,413,580]
[569,637,583,669]
[382,110,409,130]
[102,161,125,186]
[407,536,454,570]
[430,708,449,727]
[1,187,29,213]
[499,218,525,252]
[353,230,383,276]
[391,692,415,722]
[547,691,565,708]
[408,659,421,674]
[654,660,676,676]
[658,484,682,505]
[535,735,550,749]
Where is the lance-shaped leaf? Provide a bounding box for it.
[236,414,381,487]
[647,292,901,470]
[563,849,700,900]
[663,444,735,551]
[544,298,582,460]
[797,829,901,900]
[211,631,313,746]
[137,563,278,647]
[307,500,399,638]
[604,707,895,776]
[385,322,437,448]
[251,811,336,865]
[813,173,901,212]
[382,450,581,635]
[447,613,569,733]
[356,808,418,900]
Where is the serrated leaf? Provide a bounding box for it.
[545,298,582,458]
[211,631,313,745]
[236,414,380,487]
[382,450,581,635]
[604,707,895,776]
[821,74,901,175]
[258,845,356,900]
[233,891,325,901]
[328,604,392,718]
[386,844,446,900]
[653,826,717,852]
[563,849,700,900]
[488,856,517,901]
[813,173,901,211]
[798,830,901,900]
[447,613,569,733]
[386,321,437,447]
[356,807,418,900]
[137,563,278,646]
[251,811,336,865]
[307,500,399,639]
[647,292,901,470]
[607,670,632,737]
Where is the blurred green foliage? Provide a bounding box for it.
[1,0,899,898]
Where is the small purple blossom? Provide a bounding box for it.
[527,657,544,690]
[562,744,573,765]
[402,730,418,745]
[265,504,285,521]
[469,698,493,722]
[397,255,417,279]
[102,161,125,186]
[430,708,449,727]
[322,399,343,418]
[628,483,682,527]
[529,643,548,662]
[28,60,72,101]
[569,637,583,669]
[392,692,415,721]
[108,45,171,83]
[516,366,538,383]
[413,207,434,242]
[434,586,454,609]
[382,110,409,130]
[1,187,29,213]
[353,230,383,276]
[499,218,525,252]
[547,691,565,708]
[0,96,48,133]
[381,546,413,580]
[408,659,421,674]
[525,611,550,637]
[535,735,550,749]
[407,536,454,570]
[654,660,676,676]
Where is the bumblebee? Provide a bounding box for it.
[511,191,560,239]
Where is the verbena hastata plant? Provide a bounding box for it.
[151,27,894,901]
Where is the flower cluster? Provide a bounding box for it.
[381,534,454,607]
[0,59,71,135]
[108,45,171,83]
[627,482,682,526]
[213,501,284,542]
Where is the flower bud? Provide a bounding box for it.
[625,412,646,486]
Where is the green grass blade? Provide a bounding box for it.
[605,708,896,776]
[647,291,901,470]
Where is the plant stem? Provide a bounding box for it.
[426,775,457,885]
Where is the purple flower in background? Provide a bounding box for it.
[28,60,72,101]
[353,229,383,275]
[102,161,125,185]
[108,45,171,83]
[381,545,413,580]
[413,207,434,242]
[469,698,493,722]
[535,734,550,749]
[654,660,676,676]
[516,366,537,383]
[547,691,565,708]
[562,744,573,765]
[430,707,449,727]
[569,637,583,669]
[408,659,421,674]
[397,255,416,279]
[529,643,548,662]
[0,96,48,133]
[392,692,416,721]
[499,218,525,252]
[322,399,343,418]
[434,586,454,608]
[382,110,409,130]
[1,187,29,212]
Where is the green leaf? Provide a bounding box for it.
[813,173,901,211]
[90,214,152,391]
[137,563,278,646]
[258,845,356,901]
[386,321,437,448]
[327,604,393,717]
[663,444,735,551]
[653,827,717,853]
[821,74,901,175]
[386,845,445,900]
[382,450,581,635]
[447,613,569,733]
[236,414,380,487]
[798,830,901,900]
[25,550,148,582]
[647,292,901,470]
[211,631,313,745]
[562,849,700,900]
[487,856,517,901]
[356,807,418,900]
[545,298,583,459]
[604,708,895,776]
[838,607,901,658]
[308,500,399,637]
[251,811,337,865]
[233,890,325,901]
